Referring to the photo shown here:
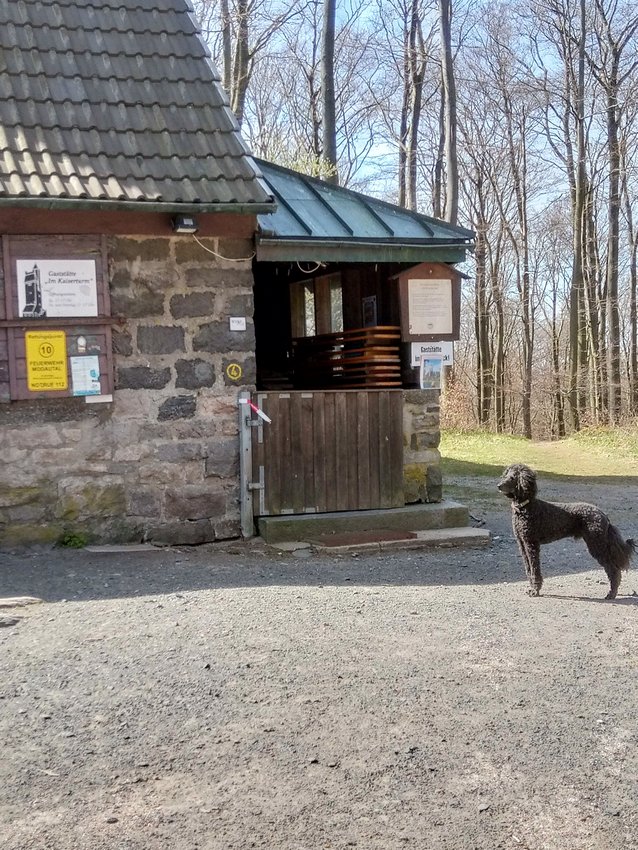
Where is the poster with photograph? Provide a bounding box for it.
[420,357,442,389]
[17,259,98,318]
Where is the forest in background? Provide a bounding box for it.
[192,0,638,439]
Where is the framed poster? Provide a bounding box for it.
[407,278,452,335]
[17,259,98,318]
[398,269,461,341]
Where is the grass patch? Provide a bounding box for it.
[57,530,89,549]
[441,427,638,480]
[568,425,638,458]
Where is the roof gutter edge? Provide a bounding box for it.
[256,236,475,248]
[0,197,278,215]
[255,238,473,264]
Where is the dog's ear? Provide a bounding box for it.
[517,464,537,500]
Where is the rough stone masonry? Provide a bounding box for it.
[0,235,257,547]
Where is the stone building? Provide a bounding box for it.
[0,0,474,548]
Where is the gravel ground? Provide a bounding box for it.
[1,474,638,850]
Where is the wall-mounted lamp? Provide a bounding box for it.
[172,214,199,234]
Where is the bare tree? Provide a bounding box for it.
[362,0,439,207]
[533,0,598,429]
[587,0,638,422]
[192,0,305,126]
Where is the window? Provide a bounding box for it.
[291,272,342,338]
[303,282,316,336]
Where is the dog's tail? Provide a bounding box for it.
[608,524,635,571]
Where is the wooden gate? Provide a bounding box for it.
[246,389,404,518]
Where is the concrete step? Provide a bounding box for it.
[257,500,471,544]
[310,526,491,554]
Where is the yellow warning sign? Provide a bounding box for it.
[226,362,243,381]
[26,330,68,391]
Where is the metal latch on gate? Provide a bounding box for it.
[238,397,272,423]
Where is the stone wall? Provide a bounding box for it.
[0,235,256,547]
[0,246,9,403]
[402,389,442,503]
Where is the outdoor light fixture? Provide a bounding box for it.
[172,214,199,234]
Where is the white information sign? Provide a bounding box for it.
[411,341,454,367]
[17,259,98,318]
[70,355,101,396]
[407,278,452,335]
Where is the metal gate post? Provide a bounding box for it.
[238,390,254,538]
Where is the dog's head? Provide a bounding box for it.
[497,463,537,502]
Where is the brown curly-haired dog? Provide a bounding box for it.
[497,463,634,599]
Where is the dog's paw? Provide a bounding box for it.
[526,587,542,597]
[604,591,618,601]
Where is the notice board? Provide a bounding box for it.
[396,262,462,343]
[1,235,114,401]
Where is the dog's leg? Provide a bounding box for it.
[517,538,543,596]
[527,543,543,596]
[583,530,623,600]
[600,564,622,600]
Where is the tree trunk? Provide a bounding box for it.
[551,305,566,438]
[432,88,445,219]
[589,1,638,422]
[220,0,232,95]
[321,0,338,184]
[605,80,622,422]
[439,0,458,224]
[438,0,458,397]
[622,167,638,414]
[568,0,587,431]
[406,0,425,210]
[231,0,250,126]
[474,224,492,425]
[492,237,506,434]
[398,18,411,208]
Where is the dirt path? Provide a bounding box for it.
[1,475,637,850]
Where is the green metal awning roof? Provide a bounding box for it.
[255,159,475,263]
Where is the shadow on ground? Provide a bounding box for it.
[2,470,637,605]
[0,542,507,603]
[1,533,637,605]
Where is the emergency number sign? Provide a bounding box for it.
[25,330,68,391]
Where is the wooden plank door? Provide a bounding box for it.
[251,390,404,516]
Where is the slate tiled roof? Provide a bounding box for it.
[0,0,275,211]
